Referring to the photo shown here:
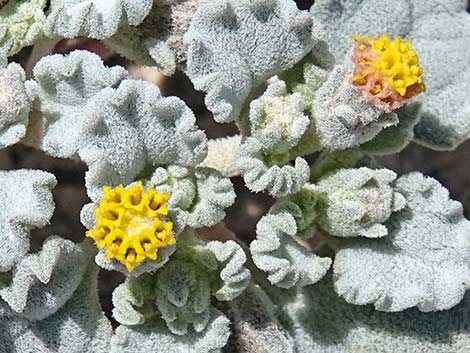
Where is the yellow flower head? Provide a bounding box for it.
[350,34,426,112]
[86,181,175,272]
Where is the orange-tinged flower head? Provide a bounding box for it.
[350,34,426,112]
[86,181,174,272]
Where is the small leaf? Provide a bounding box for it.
[0,236,86,321]
[184,0,324,123]
[148,166,235,229]
[0,170,56,272]
[155,258,212,335]
[205,240,251,301]
[0,60,34,148]
[275,274,470,353]
[236,137,310,197]
[315,168,405,238]
[223,283,295,353]
[0,240,112,353]
[334,172,470,312]
[111,308,230,353]
[251,213,331,288]
[360,103,421,155]
[44,0,153,39]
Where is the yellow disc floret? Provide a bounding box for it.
[350,34,426,112]
[86,181,175,272]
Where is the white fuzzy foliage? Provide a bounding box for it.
[0,59,34,148]
[279,50,334,111]
[310,149,378,182]
[154,240,249,334]
[147,0,209,73]
[184,168,235,228]
[148,165,197,212]
[111,279,146,327]
[313,57,399,150]
[236,137,310,197]
[0,0,46,56]
[205,240,250,301]
[199,135,241,177]
[34,50,207,200]
[224,284,295,353]
[316,167,406,238]
[148,166,236,229]
[0,236,86,321]
[334,172,470,312]
[44,0,153,39]
[112,236,249,335]
[275,275,470,353]
[360,103,421,155]
[106,0,209,74]
[0,240,113,353]
[312,0,470,150]
[184,0,324,123]
[251,213,331,289]
[33,50,128,157]
[0,170,56,272]
[155,257,213,335]
[111,308,230,353]
[269,184,320,238]
[249,80,309,154]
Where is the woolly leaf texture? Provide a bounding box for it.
[0,58,34,148]
[223,283,295,353]
[250,212,331,288]
[315,167,406,239]
[112,235,249,335]
[34,50,207,200]
[0,240,112,353]
[333,172,470,312]
[248,80,310,155]
[0,169,56,272]
[184,0,324,123]
[275,275,470,353]
[148,166,236,229]
[1,0,470,352]
[360,103,421,155]
[235,137,310,197]
[44,0,153,40]
[111,308,230,353]
[107,0,209,75]
[0,236,86,321]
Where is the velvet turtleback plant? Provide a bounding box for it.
[1,0,470,352]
